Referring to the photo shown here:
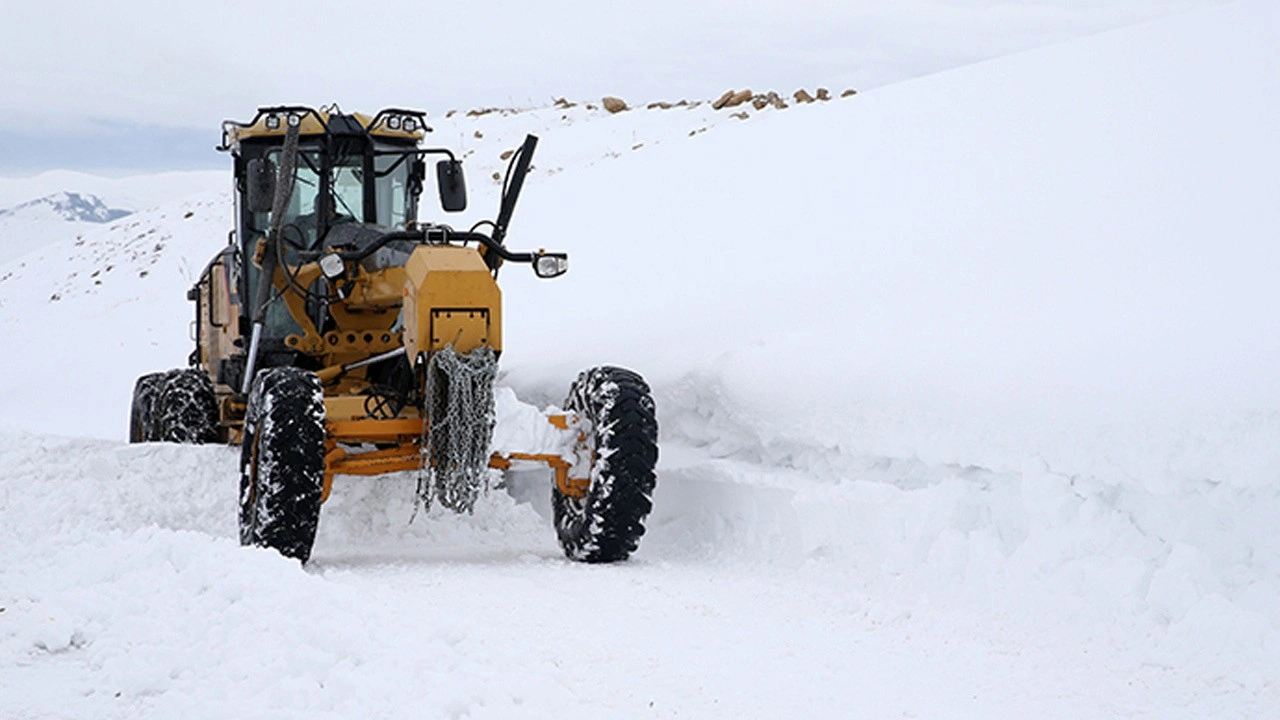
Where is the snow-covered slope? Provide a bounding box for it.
[0,192,131,223]
[0,192,133,264]
[0,170,225,212]
[0,193,230,434]
[3,2,1279,717]
[0,170,225,264]
[0,93,846,438]
[0,96,832,266]
[502,0,1280,484]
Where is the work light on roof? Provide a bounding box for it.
[387,115,401,130]
[403,117,419,132]
[265,114,281,130]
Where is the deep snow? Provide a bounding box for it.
[3,2,1280,717]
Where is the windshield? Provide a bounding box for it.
[246,142,414,340]
[373,153,411,229]
[257,144,413,251]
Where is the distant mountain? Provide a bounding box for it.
[0,191,132,223]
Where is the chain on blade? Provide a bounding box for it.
[416,345,497,514]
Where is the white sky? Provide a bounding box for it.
[0,0,1226,173]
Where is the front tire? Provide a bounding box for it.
[239,367,326,563]
[553,366,658,563]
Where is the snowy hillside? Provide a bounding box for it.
[0,191,133,264]
[0,170,225,211]
[3,2,1280,718]
[0,170,225,264]
[0,192,131,223]
[0,92,844,437]
[0,95,833,266]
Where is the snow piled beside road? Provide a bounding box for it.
[0,193,231,438]
[6,434,1272,718]
[3,1,1280,717]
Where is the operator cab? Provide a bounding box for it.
[233,111,435,258]
[252,147,410,246]
[212,105,466,384]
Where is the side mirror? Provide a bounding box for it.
[246,158,276,214]
[436,159,467,212]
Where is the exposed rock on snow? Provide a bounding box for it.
[712,88,753,109]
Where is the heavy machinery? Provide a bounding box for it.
[129,105,658,564]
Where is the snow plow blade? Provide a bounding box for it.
[319,413,587,503]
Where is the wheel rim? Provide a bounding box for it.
[562,416,597,514]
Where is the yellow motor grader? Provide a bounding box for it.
[129,105,657,564]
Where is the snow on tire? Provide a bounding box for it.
[129,372,167,442]
[239,367,326,563]
[154,368,220,444]
[554,366,658,563]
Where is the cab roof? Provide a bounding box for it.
[219,106,428,153]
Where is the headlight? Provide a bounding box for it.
[533,253,568,279]
[319,253,345,280]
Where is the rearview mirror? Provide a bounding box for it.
[436,159,467,212]
[246,158,276,214]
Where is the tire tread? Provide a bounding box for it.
[553,366,658,563]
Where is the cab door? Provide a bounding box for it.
[193,246,243,393]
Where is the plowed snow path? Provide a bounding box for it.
[2,432,1274,719]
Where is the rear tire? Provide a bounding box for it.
[154,368,219,444]
[239,367,326,563]
[128,372,167,442]
[553,366,658,563]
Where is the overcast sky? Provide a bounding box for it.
[0,0,1225,175]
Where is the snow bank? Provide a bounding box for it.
[0,193,231,439]
[4,429,1276,718]
[500,0,1280,488]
